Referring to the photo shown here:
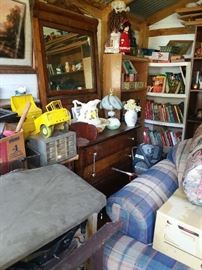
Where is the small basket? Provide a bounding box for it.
[160,45,179,54]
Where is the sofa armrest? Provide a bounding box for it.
[106,159,178,244]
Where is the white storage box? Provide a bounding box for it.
[151,51,170,62]
[153,187,202,270]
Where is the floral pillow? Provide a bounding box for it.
[183,125,202,206]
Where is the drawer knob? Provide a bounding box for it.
[129,137,135,141]
[92,152,97,177]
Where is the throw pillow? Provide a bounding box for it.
[175,138,192,186]
[183,125,202,206]
[189,124,202,152]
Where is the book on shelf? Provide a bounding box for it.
[168,103,176,123]
[145,100,153,120]
[149,130,156,145]
[147,75,154,92]
[152,74,166,93]
[166,130,173,146]
[153,103,160,121]
[143,127,151,144]
[170,130,181,146]
[170,131,177,145]
[159,104,164,122]
[177,102,184,122]
[122,60,137,75]
[173,104,181,123]
[165,72,185,94]
[160,132,167,146]
[175,130,182,143]
[177,108,183,123]
[164,105,170,122]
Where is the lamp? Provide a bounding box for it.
[100,89,122,130]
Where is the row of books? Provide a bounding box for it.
[147,72,185,94]
[145,100,184,123]
[143,127,182,147]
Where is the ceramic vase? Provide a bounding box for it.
[124,110,137,127]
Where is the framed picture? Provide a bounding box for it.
[0,0,32,72]
[166,40,193,55]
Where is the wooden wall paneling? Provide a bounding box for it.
[149,27,195,37]
[138,22,149,48]
[32,17,48,110]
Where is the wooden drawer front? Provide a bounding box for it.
[84,130,137,166]
[83,147,131,182]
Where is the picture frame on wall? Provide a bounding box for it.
[166,40,193,56]
[0,0,33,73]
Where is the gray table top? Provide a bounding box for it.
[0,164,106,269]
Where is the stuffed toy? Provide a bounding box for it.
[111,0,130,13]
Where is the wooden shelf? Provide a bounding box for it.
[147,93,186,98]
[122,87,146,93]
[149,62,190,67]
[187,117,202,124]
[176,6,202,26]
[176,6,202,15]
[190,89,202,92]
[103,53,149,137]
[183,20,202,26]
[144,119,184,128]
[49,70,83,77]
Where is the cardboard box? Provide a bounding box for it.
[153,188,202,270]
[122,81,145,90]
[0,124,26,175]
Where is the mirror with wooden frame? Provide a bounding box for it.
[33,0,100,110]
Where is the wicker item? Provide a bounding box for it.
[160,46,179,54]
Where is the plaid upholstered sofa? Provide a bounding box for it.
[102,129,202,270]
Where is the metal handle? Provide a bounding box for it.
[92,152,97,177]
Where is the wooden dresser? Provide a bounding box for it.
[74,124,141,196]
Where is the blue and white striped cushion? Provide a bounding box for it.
[106,159,178,244]
[103,232,191,270]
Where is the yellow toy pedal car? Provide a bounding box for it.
[11,95,71,138]
[33,100,71,138]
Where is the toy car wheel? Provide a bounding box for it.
[63,122,69,131]
[40,125,53,138]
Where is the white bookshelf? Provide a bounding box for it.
[144,61,191,148]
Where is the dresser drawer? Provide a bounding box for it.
[74,124,141,195]
[83,129,137,166]
[83,147,131,181]
[84,153,132,196]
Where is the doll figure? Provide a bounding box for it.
[119,21,131,54]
